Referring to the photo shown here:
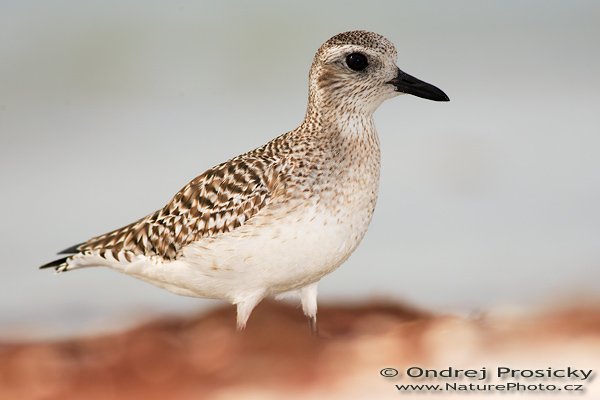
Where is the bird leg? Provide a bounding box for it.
[300,283,319,336]
[234,291,265,331]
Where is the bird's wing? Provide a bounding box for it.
[70,155,284,262]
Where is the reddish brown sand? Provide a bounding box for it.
[1,301,599,399]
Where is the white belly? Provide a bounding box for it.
[119,200,371,303]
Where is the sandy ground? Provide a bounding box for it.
[1,301,599,399]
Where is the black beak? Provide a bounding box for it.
[387,68,449,102]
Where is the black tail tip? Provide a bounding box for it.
[40,242,83,270]
[39,257,69,270]
[58,243,84,255]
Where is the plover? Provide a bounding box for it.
[41,30,448,333]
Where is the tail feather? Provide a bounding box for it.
[58,243,84,254]
[39,242,86,271]
[39,257,69,270]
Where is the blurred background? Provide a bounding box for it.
[1,0,599,340]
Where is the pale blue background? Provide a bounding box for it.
[1,1,599,338]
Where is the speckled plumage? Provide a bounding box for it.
[41,30,448,332]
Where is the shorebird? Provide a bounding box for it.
[40,30,448,333]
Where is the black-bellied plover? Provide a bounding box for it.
[41,30,449,333]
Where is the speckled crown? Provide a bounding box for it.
[320,30,396,54]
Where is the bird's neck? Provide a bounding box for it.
[303,94,377,141]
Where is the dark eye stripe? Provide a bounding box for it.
[346,53,368,71]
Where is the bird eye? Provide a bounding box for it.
[346,53,369,71]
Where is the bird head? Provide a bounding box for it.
[308,30,449,116]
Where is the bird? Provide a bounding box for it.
[40,30,449,334]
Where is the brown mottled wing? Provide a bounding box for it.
[77,156,281,260]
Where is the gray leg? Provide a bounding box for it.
[308,315,318,336]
